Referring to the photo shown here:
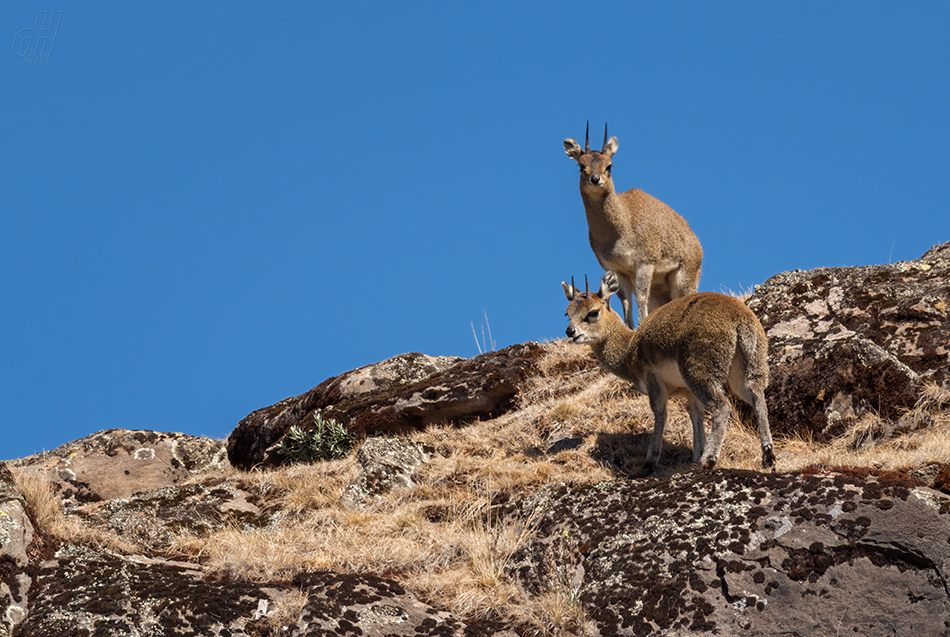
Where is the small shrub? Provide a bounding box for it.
[274,414,355,465]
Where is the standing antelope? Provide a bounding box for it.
[562,272,775,474]
[564,123,703,328]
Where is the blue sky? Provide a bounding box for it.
[3,3,948,460]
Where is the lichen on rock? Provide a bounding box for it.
[748,242,950,440]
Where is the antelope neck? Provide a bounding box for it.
[582,190,628,241]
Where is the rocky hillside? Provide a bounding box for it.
[2,243,949,636]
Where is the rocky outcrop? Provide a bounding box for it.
[227,344,544,470]
[14,544,465,636]
[227,353,463,471]
[748,242,950,439]
[508,468,950,636]
[7,429,230,506]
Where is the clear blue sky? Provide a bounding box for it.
[3,3,948,460]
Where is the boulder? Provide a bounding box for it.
[227,344,544,470]
[7,430,230,506]
[227,352,462,470]
[0,465,35,637]
[508,468,950,636]
[339,437,433,509]
[747,242,950,439]
[72,478,274,552]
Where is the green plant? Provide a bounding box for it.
[274,413,355,465]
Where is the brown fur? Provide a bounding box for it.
[562,272,775,473]
[565,128,703,328]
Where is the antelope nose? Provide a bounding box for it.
[566,326,576,338]
[590,174,601,185]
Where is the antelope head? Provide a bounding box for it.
[561,272,621,345]
[564,122,620,194]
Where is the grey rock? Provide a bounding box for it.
[508,469,950,636]
[0,465,34,637]
[339,437,432,509]
[747,242,950,439]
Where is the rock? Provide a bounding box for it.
[339,437,432,509]
[508,468,950,636]
[72,478,275,552]
[228,344,543,470]
[747,242,950,438]
[290,571,465,635]
[15,544,280,636]
[7,430,230,506]
[545,428,584,455]
[13,542,468,636]
[227,352,462,470]
[0,465,35,637]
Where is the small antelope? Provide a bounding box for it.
[562,272,775,474]
[564,123,703,328]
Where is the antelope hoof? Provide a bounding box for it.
[763,445,776,470]
[640,461,657,477]
[700,457,718,471]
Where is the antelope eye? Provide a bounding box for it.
[584,310,600,322]
[605,165,612,173]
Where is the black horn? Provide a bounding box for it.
[603,123,608,150]
[584,121,590,153]
[571,276,576,300]
[585,274,590,295]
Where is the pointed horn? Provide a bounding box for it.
[571,276,576,300]
[584,121,590,153]
[585,274,590,295]
[603,122,608,150]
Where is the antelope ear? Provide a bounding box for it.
[564,138,584,161]
[603,136,619,158]
[561,280,576,301]
[599,271,620,302]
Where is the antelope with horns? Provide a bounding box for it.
[564,123,703,328]
[562,272,775,474]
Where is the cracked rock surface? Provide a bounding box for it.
[508,469,950,636]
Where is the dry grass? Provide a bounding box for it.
[9,468,136,553]
[18,341,950,635]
